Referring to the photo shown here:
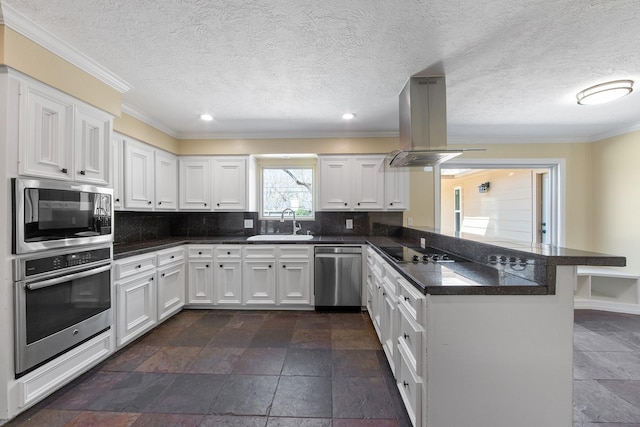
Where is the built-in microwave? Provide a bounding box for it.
[13,178,113,254]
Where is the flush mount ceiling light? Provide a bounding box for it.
[576,80,634,105]
[342,112,356,120]
[198,113,214,121]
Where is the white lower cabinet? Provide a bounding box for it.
[243,260,277,305]
[156,247,186,321]
[187,260,214,305]
[116,269,157,347]
[215,261,243,305]
[278,260,311,305]
[366,245,427,427]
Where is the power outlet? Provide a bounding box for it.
[346,219,353,229]
[244,219,254,228]
[407,217,414,226]
[420,238,426,248]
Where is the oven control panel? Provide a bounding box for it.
[24,247,111,277]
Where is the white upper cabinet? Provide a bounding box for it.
[319,156,352,210]
[384,166,410,210]
[74,105,112,185]
[154,150,178,210]
[124,138,155,209]
[18,79,112,184]
[212,157,247,210]
[179,157,211,210]
[353,155,385,210]
[319,155,392,211]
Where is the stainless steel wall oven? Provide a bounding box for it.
[14,245,112,377]
[13,178,113,254]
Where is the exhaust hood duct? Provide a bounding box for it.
[388,76,480,167]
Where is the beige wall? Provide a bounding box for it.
[0,26,121,116]
[177,137,399,156]
[591,130,640,273]
[113,113,180,153]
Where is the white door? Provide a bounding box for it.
[124,139,154,209]
[155,150,178,210]
[187,259,214,304]
[157,262,185,321]
[180,158,211,210]
[243,260,277,305]
[384,166,409,210]
[74,106,111,185]
[277,260,311,305]
[353,156,384,210]
[116,273,157,347]
[319,157,351,210]
[19,83,74,180]
[214,260,243,305]
[212,157,246,210]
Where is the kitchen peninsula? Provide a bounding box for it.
[112,224,624,427]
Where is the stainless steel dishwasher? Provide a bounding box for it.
[314,246,362,310]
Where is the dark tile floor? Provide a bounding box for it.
[573,309,640,427]
[8,309,640,426]
[8,310,412,427]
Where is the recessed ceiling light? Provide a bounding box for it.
[576,80,634,105]
[342,113,356,120]
[199,113,214,121]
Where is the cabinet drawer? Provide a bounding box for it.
[188,246,214,258]
[279,246,310,258]
[244,245,276,259]
[397,343,423,427]
[114,253,156,281]
[215,246,242,259]
[398,304,424,376]
[398,278,426,324]
[156,246,185,266]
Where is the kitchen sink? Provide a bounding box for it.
[247,234,314,241]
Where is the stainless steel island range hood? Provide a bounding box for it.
[388,75,481,167]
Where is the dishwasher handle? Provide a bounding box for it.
[315,246,362,255]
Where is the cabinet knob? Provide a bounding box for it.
[383,292,387,296]
[158,201,162,205]
[227,251,231,255]
[147,201,152,205]
[217,203,220,206]
[115,198,120,202]
[198,251,202,255]
[282,265,286,268]
[357,202,361,206]
[171,255,175,259]
[269,265,272,268]
[205,264,209,268]
[404,296,410,302]
[60,168,68,174]
[79,170,86,175]
[204,203,207,206]
[404,333,409,339]
[403,381,409,388]
[344,202,348,206]
[136,265,141,269]
[161,273,165,278]
[390,202,393,206]
[150,277,154,281]
[219,264,223,268]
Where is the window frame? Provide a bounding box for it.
[258,159,317,221]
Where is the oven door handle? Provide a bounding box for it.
[25,264,111,291]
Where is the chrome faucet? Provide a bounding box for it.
[280,208,301,235]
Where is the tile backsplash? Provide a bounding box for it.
[114,211,403,243]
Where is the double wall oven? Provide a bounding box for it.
[12,178,114,377]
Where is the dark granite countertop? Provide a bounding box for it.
[113,232,625,297]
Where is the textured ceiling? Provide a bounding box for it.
[3,0,640,142]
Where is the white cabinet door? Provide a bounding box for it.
[19,82,74,180]
[212,157,247,210]
[187,259,214,305]
[277,260,311,305]
[155,150,178,210]
[385,166,410,210]
[180,157,211,210]
[157,262,185,322]
[112,136,124,210]
[381,277,398,376]
[116,273,157,347]
[214,260,243,305]
[243,260,277,305]
[353,156,385,210]
[74,105,111,185]
[319,156,351,210]
[124,138,154,209]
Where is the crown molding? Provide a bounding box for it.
[121,103,180,139]
[0,2,131,93]
[588,122,640,142]
[177,130,399,140]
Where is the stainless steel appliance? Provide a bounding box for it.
[14,245,112,377]
[314,246,362,310]
[13,178,113,254]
